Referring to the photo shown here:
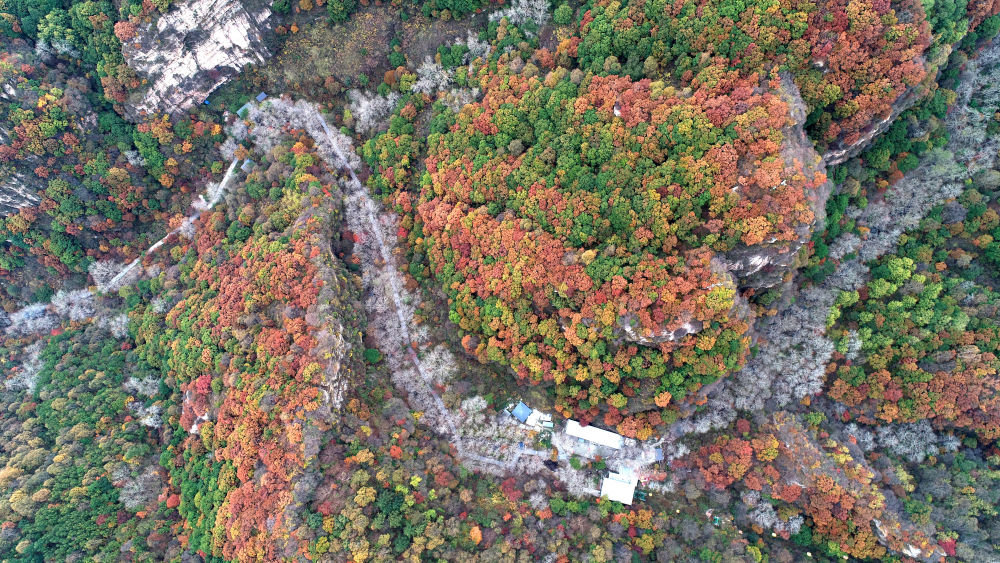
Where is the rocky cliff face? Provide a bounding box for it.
[0,43,43,216]
[822,83,923,166]
[124,0,273,118]
[619,74,828,346]
[619,315,705,346]
[718,72,832,289]
[0,173,41,217]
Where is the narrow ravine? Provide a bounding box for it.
[679,37,1000,435]
[321,115,533,470]
[288,104,513,467]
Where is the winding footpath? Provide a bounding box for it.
[299,107,515,469]
[101,158,241,292]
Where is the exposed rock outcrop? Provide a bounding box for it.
[123,0,273,119]
[719,72,832,289]
[822,0,931,166]
[0,42,50,216]
[620,74,826,346]
[0,172,41,216]
[822,83,924,166]
[619,315,704,346]
[619,257,750,346]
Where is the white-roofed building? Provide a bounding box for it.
[525,409,552,429]
[566,419,624,449]
[600,468,638,504]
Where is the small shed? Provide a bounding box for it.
[653,448,664,461]
[511,402,531,424]
[256,92,268,102]
[240,159,255,173]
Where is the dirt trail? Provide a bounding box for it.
[101,158,241,292]
[303,109,509,466]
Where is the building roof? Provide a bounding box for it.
[511,402,531,423]
[525,409,552,428]
[256,92,268,102]
[566,419,624,449]
[601,470,638,504]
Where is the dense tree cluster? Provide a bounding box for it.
[687,413,945,560]
[0,325,167,560]
[128,138,367,559]
[826,185,1000,441]
[569,0,931,151]
[894,449,1000,560]
[0,39,226,309]
[3,0,1000,561]
[801,34,1000,559]
[365,6,830,434]
[408,0,491,20]
[0,0,172,106]
[1,125,774,563]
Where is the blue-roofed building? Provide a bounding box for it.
[654,448,664,461]
[511,402,531,424]
[256,92,268,102]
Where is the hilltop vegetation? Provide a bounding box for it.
[362,0,998,438]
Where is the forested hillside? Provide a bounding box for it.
[1,0,999,561]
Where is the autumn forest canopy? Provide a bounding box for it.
[368,0,936,434]
[0,0,999,561]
